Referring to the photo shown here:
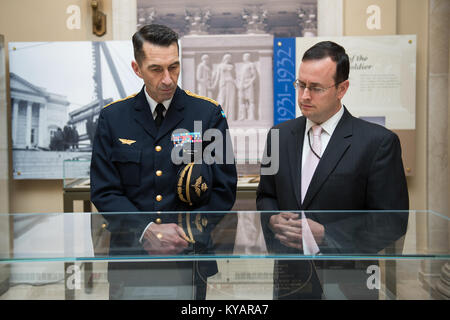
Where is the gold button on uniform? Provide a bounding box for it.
[155,146,162,152]
[155,218,162,224]
[156,170,162,176]
[156,195,162,202]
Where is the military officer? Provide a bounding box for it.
[90,24,237,299]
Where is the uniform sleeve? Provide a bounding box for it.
[360,131,409,252]
[365,131,409,210]
[321,132,409,254]
[90,109,144,241]
[256,127,280,211]
[256,127,281,253]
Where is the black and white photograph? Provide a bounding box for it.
[9,41,142,179]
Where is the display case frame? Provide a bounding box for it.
[1,210,448,300]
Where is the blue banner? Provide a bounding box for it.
[273,38,296,125]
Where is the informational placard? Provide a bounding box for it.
[273,35,416,175]
[295,35,416,130]
[273,38,296,125]
[274,35,416,130]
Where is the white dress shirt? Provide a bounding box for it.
[143,87,172,119]
[300,106,344,255]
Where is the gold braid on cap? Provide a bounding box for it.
[177,162,194,205]
[186,212,195,243]
[185,163,194,205]
[195,213,203,232]
[194,213,208,232]
[194,176,208,197]
[178,213,195,243]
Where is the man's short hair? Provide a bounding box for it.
[132,24,179,64]
[302,41,349,85]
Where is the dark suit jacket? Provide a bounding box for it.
[90,86,237,283]
[257,107,409,298]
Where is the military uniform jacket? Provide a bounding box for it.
[90,86,237,257]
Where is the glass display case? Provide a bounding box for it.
[62,156,259,212]
[62,156,261,190]
[63,156,91,189]
[0,210,448,300]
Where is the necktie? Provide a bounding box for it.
[301,125,322,201]
[300,125,322,255]
[155,103,165,128]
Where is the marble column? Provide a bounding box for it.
[422,0,449,298]
[0,35,10,296]
[180,50,195,92]
[38,103,47,148]
[431,0,450,300]
[435,263,450,299]
[258,49,273,124]
[25,100,32,148]
[112,0,137,40]
[11,99,18,147]
[317,0,343,36]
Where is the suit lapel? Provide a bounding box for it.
[288,117,306,209]
[302,108,353,209]
[133,87,158,139]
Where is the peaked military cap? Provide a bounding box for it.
[177,162,212,207]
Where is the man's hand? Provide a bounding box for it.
[269,212,324,250]
[269,212,302,249]
[142,223,189,255]
[306,218,325,246]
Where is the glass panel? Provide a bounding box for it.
[0,211,448,300]
[63,157,91,189]
[1,210,449,260]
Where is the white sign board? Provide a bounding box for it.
[296,35,416,130]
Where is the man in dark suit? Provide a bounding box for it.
[257,41,409,299]
[90,24,237,299]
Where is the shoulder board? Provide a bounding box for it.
[103,93,138,109]
[184,90,219,107]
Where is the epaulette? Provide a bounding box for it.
[184,90,219,107]
[103,93,138,109]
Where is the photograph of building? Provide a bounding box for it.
[9,41,141,179]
